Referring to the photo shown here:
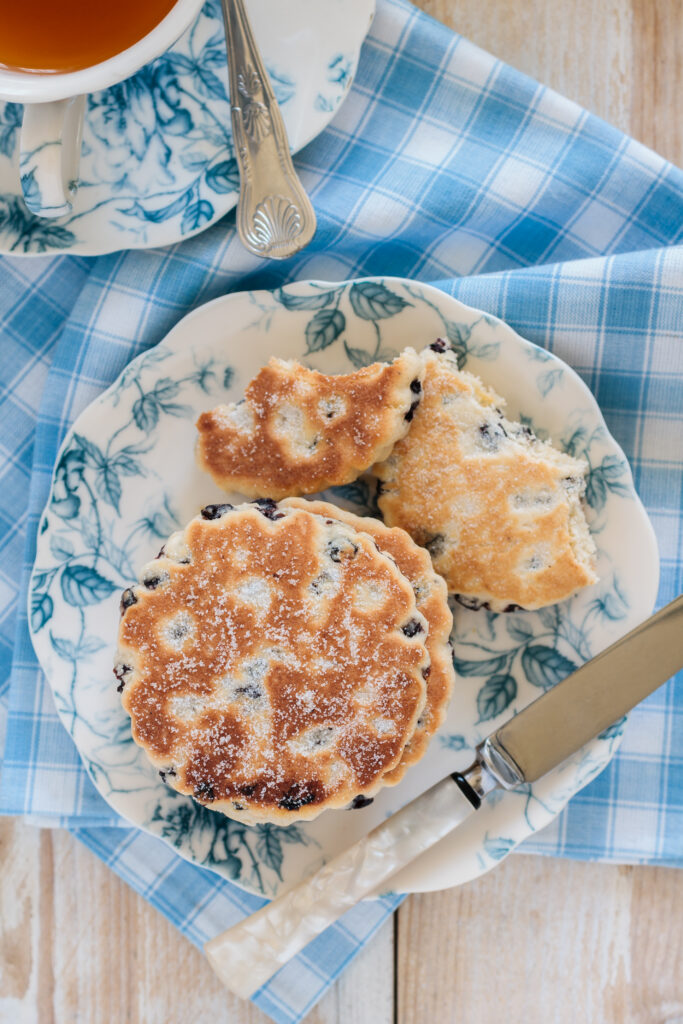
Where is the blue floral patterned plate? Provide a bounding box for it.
[29,278,659,897]
[0,0,374,256]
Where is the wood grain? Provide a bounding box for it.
[398,855,683,1024]
[630,0,682,165]
[420,0,681,166]
[0,817,393,1024]
[4,815,682,1023]
[1,2,681,1022]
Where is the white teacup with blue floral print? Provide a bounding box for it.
[0,0,202,219]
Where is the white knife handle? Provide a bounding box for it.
[204,778,476,999]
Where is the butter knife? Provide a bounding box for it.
[205,594,683,998]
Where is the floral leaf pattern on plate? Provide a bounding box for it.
[439,733,468,751]
[305,308,346,353]
[204,158,240,194]
[0,193,77,253]
[521,646,578,690]
[585,455,632,511]
[30,591,54,633]
[348,280,411,320]
[151,790,317,895]
[477,674,517,722]
[60,565,117,607]
[537,366,564,396]
[274,286,342,311]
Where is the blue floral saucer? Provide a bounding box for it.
[0,0,374,256]
[29,279,658,897]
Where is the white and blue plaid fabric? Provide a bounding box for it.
[1,1,682,1020]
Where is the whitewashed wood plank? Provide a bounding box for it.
[0,818,41,1024]
[397,853,683,1024]
[0,819,393,1023]
[309,918,394,1024]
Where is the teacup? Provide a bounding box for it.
[0,0,204,219]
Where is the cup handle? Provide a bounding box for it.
[19,95,86,219]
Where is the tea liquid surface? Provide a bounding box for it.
[0,0,177,73]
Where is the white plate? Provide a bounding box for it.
[0,0,374,256]
[29,277,659,897]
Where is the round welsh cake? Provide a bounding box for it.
[282,497,455,783]
[115,501,429,825]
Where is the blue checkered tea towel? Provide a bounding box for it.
[1,1,682,1020]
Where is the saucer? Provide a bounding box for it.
[0,0,374,256]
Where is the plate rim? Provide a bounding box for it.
[28,275,661,895]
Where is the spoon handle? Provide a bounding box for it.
[221,0,316,259]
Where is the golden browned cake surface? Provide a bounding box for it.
[195,349,423,499]
[374,342,598,611]
[282,497,454,782]
[116,501,429,825]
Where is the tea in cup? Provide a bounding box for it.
[0,0,203,218]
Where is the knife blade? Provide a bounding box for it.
[205,595,683,999]
[459,593,683,803]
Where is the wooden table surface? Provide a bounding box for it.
[2,2,681,1022]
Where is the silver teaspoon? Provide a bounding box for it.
[221,0,317,259]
